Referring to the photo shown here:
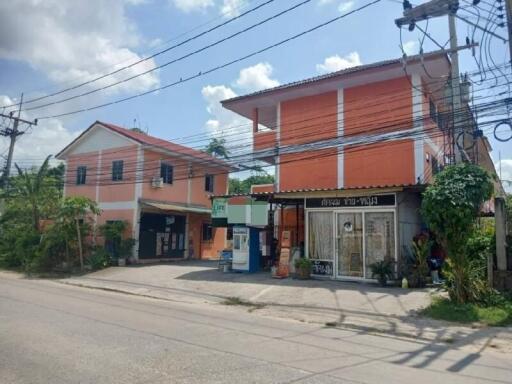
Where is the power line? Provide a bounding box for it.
[0,0,276,110]
[34,0,383,120]
[22,0,311,113]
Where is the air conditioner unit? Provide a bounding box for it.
[151,177,163,189]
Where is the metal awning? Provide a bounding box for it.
[140,200,211,214]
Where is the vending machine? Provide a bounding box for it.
[232,226,260,272]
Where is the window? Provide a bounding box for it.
[205,174,214,193]
[160,162,173,184]
[202,222,213,242]
[431,156,440,176]
[429,99,437,121]
[76,166,87,185]
[112,160,124,181]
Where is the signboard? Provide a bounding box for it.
[212,198,227,218]
[306,194,395,209]
[212,198,228,227]
[311,260,333,276]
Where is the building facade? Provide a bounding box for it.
[220,52,496,280]
[57,121,230,261]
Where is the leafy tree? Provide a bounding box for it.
[205,138,230,159]
[229,174,274,194]
[47,163,65,192]
[421,163,494,304]
[59,196,100,271]
[7,155,60,232]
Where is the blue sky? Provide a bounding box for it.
[0,0,510,185]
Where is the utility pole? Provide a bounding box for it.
[395,0,466,164]
[506,0,512,69]
[0,93,37,186]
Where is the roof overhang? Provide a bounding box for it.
[140,199,211,214]
[222,52,451,120]
[213,184,425,202]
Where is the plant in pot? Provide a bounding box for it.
[294,257,313,280]
[99,221,128,266]
[369,259,395,287]
[118,238,136,266]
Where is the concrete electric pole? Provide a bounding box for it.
[0,93,37,186]
[395,0,466,164]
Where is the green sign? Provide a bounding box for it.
[212,198,227,219]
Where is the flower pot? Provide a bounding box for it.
[296,267,311,280]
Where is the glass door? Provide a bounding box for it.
[336,212,363,278]
[364,212,395,278]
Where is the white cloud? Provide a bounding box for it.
[402,40,418,55]
[171,0,214,12]
[0,1,159,97]
[316,52,362,74]
[0,95,78,171]
[317,0,336,5]
[220,0,246,18]
[234,62,280,93]
[338,1,354,12]
[496,159,512,194]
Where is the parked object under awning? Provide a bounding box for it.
[140,199,211,214]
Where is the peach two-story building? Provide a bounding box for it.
[220,51,496,280]
[57,121,231,261]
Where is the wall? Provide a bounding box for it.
[65,151,99,201]
[142,150,190,204]
[98,146,137,203]
[279,92,338,190]
[344,77,415,187]
[188,213,226,259]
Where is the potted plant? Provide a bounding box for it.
[118,238,135,266]
[369,260,395,287]
[294,258,313,280]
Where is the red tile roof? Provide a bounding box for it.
[58,121,232,169]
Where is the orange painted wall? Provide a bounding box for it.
[344,140,415,187]
[344,77,412,136]
[188,214,226,259]
[254,130,276,151]
[280,149,338,190]
[142,150,190,204]
[98,146,137,202]
[190,168,227,208]
[343,77,415,187]
[65,151,98,201]
[280,91,337,146]
[95,209,135,244]
[278,206,305,248]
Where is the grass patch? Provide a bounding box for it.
[421,297,512,327]
[222,297,265,311]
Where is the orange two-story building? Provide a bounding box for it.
[57,121,231,262]
[221,51,475,280]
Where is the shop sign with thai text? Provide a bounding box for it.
[306,194,395,209]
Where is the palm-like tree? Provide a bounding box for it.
[12,155,53,232]
[205,138,230,159]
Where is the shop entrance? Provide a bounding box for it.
[139,213,186,259]
[336,212,363,278]
[308,209,396,280]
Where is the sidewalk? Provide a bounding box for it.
[59,261,512,353]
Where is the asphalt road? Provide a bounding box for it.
[0,273,510,384]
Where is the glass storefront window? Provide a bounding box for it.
[308,212,333,260]
[336,213,364,278]
[364,212,395,278]
[307,210,396,279]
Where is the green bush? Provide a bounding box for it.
[86,247,111,271]
[370,259,395,286]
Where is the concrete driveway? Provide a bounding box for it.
[60,261,512,352]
